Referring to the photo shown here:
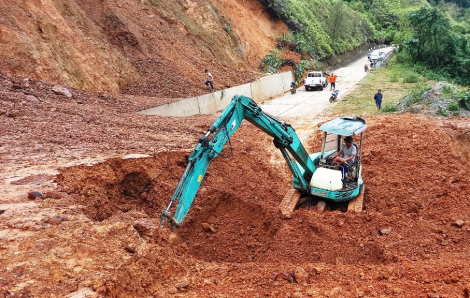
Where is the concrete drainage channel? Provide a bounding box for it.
[138,71,294,116]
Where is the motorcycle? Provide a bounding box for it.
[329,89,339,103]
[290,81,297,94]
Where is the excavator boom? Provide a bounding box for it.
[161,95,315,227]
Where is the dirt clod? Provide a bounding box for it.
[294,267,309,284]
[52,85,72,98]
[125,244,136,254]
[48,216,63,225]
[27,191,43,200]
[201,222,216,233]
[379,228,392,236]
[452,220,465,228]
[133,220,155,237]
[176,283,189,290]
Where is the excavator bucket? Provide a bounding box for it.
[279,188,302,219]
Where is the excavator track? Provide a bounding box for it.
[279,188,302,219]
[347,186,364,212]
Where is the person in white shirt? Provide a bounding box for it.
[204,69,215,92]
[329,136,356,166]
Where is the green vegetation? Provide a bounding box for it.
[260,0,428,59]
[381,103,399,113]
[260,50,282,73]
[455,89,470,109]
[441,85,453,97]
[327,58,429,115]
[403,73,420,83]
[398,6,470,86]
[439,108,449,116]
[404,83,431,107]
[259,0,470,90]
[448,102,459,111]
[294,60,309,83]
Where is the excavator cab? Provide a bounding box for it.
[284,117,366,216]
[316,117,366,188]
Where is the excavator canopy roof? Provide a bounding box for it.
[319,117,367,136]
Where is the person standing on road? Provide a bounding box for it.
[204,69,215,92]
[325,73,330,88]
[330,73,337,90]
[374,89,383,111]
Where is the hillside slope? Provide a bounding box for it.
[0,0,286,96]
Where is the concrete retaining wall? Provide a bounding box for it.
[139,71,294,116]
[251,71,292,102]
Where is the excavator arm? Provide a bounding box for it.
[161,95,315,227]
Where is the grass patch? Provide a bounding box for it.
[327,59,430,116]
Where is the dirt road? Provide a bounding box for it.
[261,47,393,139]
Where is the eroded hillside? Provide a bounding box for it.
[0,0,286,96]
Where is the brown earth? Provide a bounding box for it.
[1,71,470,297]
[0,0,286,98]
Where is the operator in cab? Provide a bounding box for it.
[329,136,356,166]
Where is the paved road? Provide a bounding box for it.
[261,47,393,119]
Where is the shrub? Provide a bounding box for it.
[405,83,431,106]
[276,32,295,50]
[260,50,282,72]
[441,85,453,97]
[455,90,470,110]
[294,60,309,83]
[403,73,419,83]
[390,74,399,82]
[448,102,459,111]
[438,108,448,117]
[261,66,278,74]
[381,103,398,113]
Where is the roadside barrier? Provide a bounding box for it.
[139,71,294,116]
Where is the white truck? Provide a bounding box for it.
[304,71,327,91]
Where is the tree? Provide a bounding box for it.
[404,6,470,85]
[406,7,450,64]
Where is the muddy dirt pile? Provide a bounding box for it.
[2,82,470,298]
[0,70,216,182]
[0,0,285,98]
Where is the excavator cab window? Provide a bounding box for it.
[319,132,341,167]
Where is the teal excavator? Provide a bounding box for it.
[161,95,367,227]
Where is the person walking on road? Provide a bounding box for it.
[204,69,215,92]
[374,89,383,111]
[329,73,337,90]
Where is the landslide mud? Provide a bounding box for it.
[57,152,189,221]
[3,85,470,297]
[57,115,470,272]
